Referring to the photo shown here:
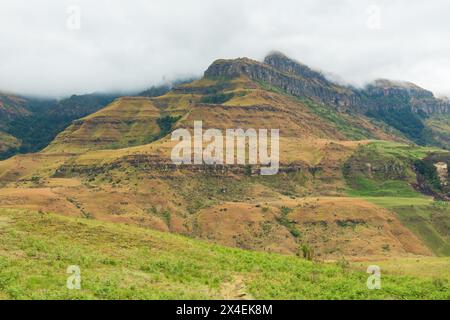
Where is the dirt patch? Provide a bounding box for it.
[220,276,254,300]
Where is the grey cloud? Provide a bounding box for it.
[0,0,449,97]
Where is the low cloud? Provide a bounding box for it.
[1,0,449,97]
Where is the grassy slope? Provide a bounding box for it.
[0,208,448,300]
[345,141,450,256]
[426,114,450,149]
[255,80,401,142]
[0,131,20,153]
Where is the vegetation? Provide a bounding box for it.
[414,159,442,190]
[300,98,375,140]
[0,208,448,300]
[155,115,182,139]
[366,106,435,146]
[277,206,301,238]
[347,178,420,197]
[343,141,450,256]
[344,141,442,195]
[200,92,234,104]
[1,54,450,301]
[257,80,375,140]
[300,244,315,261]
[1,94,117,158]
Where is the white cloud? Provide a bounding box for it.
[0,0,449,97]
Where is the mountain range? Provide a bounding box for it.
[1,51,449,299]
[2,52,450,160]
[0,52,449,298]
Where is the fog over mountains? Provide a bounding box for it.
[1,0,450,97]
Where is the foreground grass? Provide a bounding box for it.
[0,208,448,300]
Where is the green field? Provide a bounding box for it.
[0,208,449,300]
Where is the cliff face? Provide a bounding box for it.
[204,52,450,116]
[205,53,362,112]
[362,79,450,115]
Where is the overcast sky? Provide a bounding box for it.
[1,0,450,98]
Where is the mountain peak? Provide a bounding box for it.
[371,78,425,91]
[366,78,434,100]
[203,57,263,78]
[264,51,327,82]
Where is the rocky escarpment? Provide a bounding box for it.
[204,53,362,112]
[204,52,450,116]
[362,79,450,115]
[53,154,311,177]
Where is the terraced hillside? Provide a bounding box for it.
[0,52,449,266]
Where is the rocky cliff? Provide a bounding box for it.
[204,51,450,116]
[205,53,362,112]
[362,79,450,115]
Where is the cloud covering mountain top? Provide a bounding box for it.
[1,0,449,97]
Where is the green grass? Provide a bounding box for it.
[363,141,442,160]
[345,141,444,198]
[345,141,449,257]
[357,196,450,256]
[388,203,450,256]
[347,178,422,198]
[299,98,375,140]
[361,197,433,208]
[256,80,378,140]
[0,208,448,300]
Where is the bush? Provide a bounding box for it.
[414,159,441,190]
[200,93,234,104]
[300,244,315,261]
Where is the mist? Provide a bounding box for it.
[1,0,450,98]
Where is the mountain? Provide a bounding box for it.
[205,52,361,113]
[0,92,30,157]
[0,52,449,262]
[0,93,118,159]
[138,78,198,97]
[206,52,450,147]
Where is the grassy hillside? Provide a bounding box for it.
[0,93,117,159]
[5,94,118,155]
[0,208,448,300]
[426,114,450,149]
[0,55,450,286]
[344,141,450,256]
[0,132,20,155]
[0,87,446,260]
[0,93,30,158]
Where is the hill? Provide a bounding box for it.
[0,208,448,299]
[0,93,117,160]
[0,93,30,157]
[0,53,448,261]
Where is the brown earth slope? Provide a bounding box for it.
[0,55,439,260]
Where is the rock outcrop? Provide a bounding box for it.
[205,53,361,112]
[205,51,450,116]
[363,79,450,115]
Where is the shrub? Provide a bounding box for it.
[200,92,234,104]
[300,244,315,261]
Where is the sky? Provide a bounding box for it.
[1,0,450,98]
